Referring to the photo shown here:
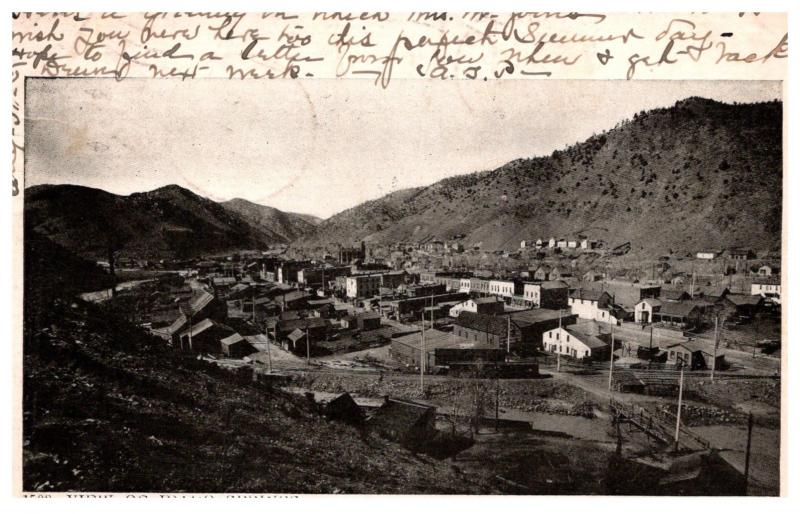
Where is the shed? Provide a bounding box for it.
[323,392,365,425]
[220,333,257,358]
[368,398,437,448]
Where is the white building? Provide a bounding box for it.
[489,279,515,299]
[757,265,775,277]
[523,282,542,307]
[751,278,780,299]
[696,251,717,260]
[548,237,556,248]
[567,240,578,249]
[568,289,615,322]
[543,325,609,360]
[634,298,662,323]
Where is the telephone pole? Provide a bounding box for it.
[607,323,615,392]
[711,314,720,382]
[420,305,426,393]
[265,324,273,373]
[430,293,435,329]
[187,310,193,352]
[506,315,511,354]
[495,373,500,433]
[305,326,310,365]
[744,411,754,495]
[674,363,685,451]
[557,309,562,372]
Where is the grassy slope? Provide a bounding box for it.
[297,98,782,255]
[221,198,319,243]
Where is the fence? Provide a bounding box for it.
[609,397,712,451]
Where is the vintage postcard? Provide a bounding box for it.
[9,9,789,499]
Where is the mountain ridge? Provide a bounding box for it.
[226,198,323,226]
[294,97,782,256]
[221,197,321,241]
[24,183,315,260]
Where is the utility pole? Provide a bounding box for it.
[187,310,193,352]
[608,324,615,392]
[495,373,500,433]
[744,411,754,495]
[430,293,435,330]
[420,304,426,393]
[711,315,719,382]
[265,321,273,374]
[557,309,562,372]
[506,315,511,354]
[305,326,310,365]
[674,363,685,451]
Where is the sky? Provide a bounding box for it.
[25,79,781,219]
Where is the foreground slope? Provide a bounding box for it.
[22,261,489,493]
[296,98,782,255]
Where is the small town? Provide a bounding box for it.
[72,235,781,495]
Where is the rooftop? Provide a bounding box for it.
[564,327,608,349]
[392,328,494,351]
[220,333,245,346]
[504,308,566,326]
[455,311,508,336]
[569,288,610,302]
[725,293,764,306]
[658,302,700,318]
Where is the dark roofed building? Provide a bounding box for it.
[654,302,702,329]
[177,318,237,354]
[665,340,724,370]
[368,398,436,449]
[180,290,227,323]
[277,317,328,353]
[275,290,313,310]
[600,280,661,309]
[661,288,691,302]
[323,392,365,425]
[453,309,576,355]
[152,312,188,346]
[220,333,256,358]
[718,293,764,318]
[569,288,613,304]
[454,311,508,337]
[356,311,382,331]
